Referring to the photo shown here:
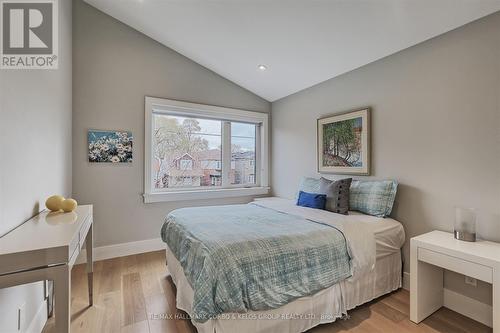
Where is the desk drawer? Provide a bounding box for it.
[418,247,492,283]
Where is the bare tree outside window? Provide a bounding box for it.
[153,114,221,189]
[152,115,257,189]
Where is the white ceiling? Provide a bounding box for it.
[84,0,500,101]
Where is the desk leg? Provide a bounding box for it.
[410,240,444,323]
[86,224,94,306]
[54,264,71,333]
[493,267,500,333]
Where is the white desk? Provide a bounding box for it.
[410,230,500,332]
[0,205,94,333]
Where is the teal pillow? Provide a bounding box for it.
[296,177,321,200]
[349,180,398,217]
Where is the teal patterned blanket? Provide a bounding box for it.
[161,203,351,322]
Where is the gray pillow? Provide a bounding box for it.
[319,177,352,215]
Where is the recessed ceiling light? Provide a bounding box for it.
[258,64,267,71]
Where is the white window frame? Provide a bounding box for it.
[144,96,270,203]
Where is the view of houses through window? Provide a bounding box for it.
[231,122,256,185]
[153,114,256,189]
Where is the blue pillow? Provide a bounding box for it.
[296,191,327,210]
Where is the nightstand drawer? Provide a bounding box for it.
[418,247,493,283]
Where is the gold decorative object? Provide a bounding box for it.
[45,195,65,212]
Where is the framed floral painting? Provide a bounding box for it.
[317,108,370,175]
[88,129,133,163]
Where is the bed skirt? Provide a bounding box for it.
[165,246,402,333]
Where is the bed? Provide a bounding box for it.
[161,197,405,333]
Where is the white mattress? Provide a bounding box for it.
[347,211,405,259]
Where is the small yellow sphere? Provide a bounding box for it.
[61,198,78,212]
[45,195,65,212]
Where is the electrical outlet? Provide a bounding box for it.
[17,302,26,331]
[465,276,477,287]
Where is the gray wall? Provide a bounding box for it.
[0,0,72,330]
[272,12,500,305]
[72,0,270,248]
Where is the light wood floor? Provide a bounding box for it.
[42,251,491,333]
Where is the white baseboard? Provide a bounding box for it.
[26,299,47,333]
[402,271,410,290]
[75,238,165,264]
[401,271,491,327]
[443,288,492,328]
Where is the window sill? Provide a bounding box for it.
[143,186,270,203]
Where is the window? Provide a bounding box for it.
[153,114,221,189]
[231,122,256,185]
[180,159,193,171]
[144,97,269,202]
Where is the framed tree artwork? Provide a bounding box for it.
[317,108,370,175]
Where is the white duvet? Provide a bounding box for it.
[252,197,405,280]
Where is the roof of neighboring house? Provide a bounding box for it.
[173,153,195,161]
[195,149,222,160]
[232,151,254,159]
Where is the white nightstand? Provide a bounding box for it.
[410,230,500,332]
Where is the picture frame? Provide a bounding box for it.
[317,107,370,175]
[88,129,133,163]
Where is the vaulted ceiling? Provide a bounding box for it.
[84,0,500,101]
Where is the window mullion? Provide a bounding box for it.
[221,121,231,188]
[255,124,261,186]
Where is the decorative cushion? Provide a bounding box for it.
[349,180,398,217]
[296,191,327,210]
[319,177,352,215]
[296,177,321,200]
